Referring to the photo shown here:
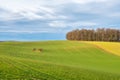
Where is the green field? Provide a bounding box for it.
[0,41,120,80]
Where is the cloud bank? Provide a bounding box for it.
[0,0,120,34]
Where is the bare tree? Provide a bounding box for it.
[66,28,120,42]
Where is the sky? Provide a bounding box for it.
[0,0,120,41]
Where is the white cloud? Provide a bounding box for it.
[0,29,55,33]
[19,11,44,20]
[107,12,120,17]
[71,0,107,4]
[0,7,67,21]
[0,0,68,21]
[0,0,120,34]
[0,0,109,12]
[49,21,98,28]
[49,21,67,28]
[0,0,117,21]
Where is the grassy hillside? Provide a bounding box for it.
[86,41,120,56]
[0,41,120,80]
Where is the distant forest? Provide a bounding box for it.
[66,28,120,42]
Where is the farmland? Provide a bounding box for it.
[0,41,120,80]
[86,41,120,56]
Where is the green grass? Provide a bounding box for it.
[0,41,120,80]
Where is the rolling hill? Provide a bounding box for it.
[0,41,120,80]
[86,41,120,56]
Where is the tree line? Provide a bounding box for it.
[66,28,120,42]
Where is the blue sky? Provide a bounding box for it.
[0,0,120,41]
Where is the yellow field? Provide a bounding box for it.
[86,41,120,56]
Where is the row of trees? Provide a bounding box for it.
[66,28,120,42]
